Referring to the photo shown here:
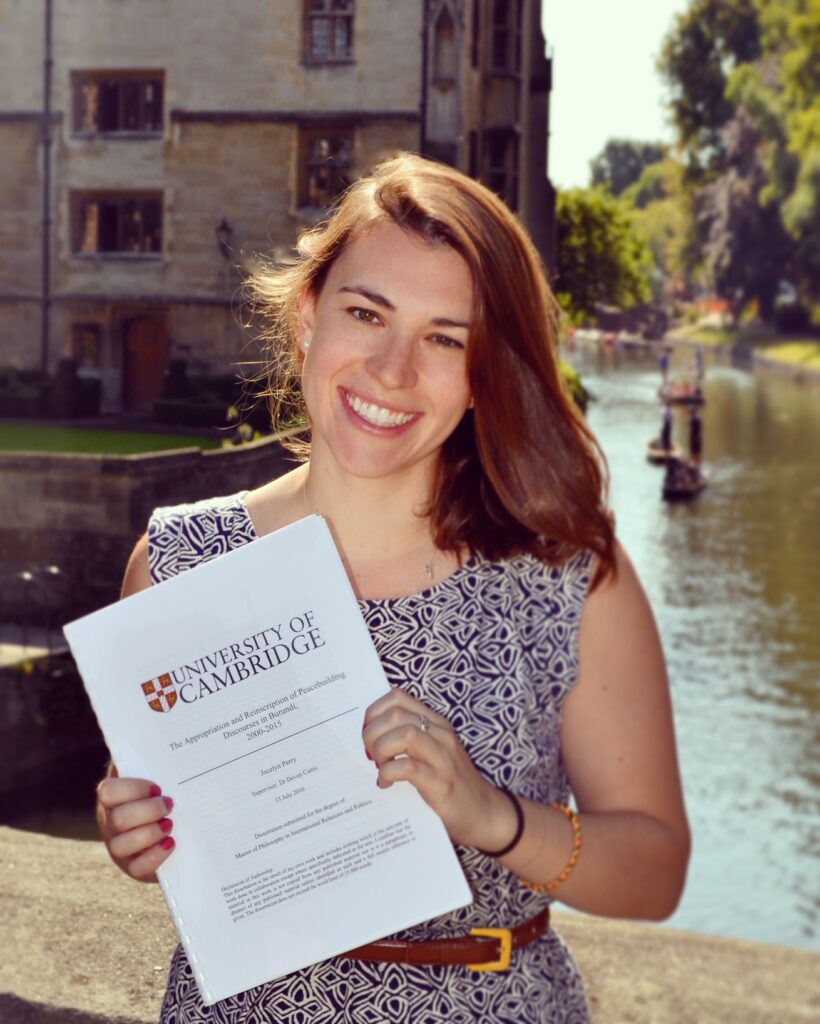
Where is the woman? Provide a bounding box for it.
[97,154,690,1023]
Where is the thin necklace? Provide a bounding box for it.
[302,475,435,594]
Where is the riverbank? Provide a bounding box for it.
[666,322,820,381]
[1,826,817,1023]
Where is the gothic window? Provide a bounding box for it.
[468,130,478,177]
[71,324,103,368]
[305,0,355,62]
[433,5,457,84]
[73,73,164,135]
[485,131,519,210]
[73,193,162,255]
[299,130,354,208]
[471,0,481,68]
[491,0,523,73]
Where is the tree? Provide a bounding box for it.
[699,108,795,319]
[555,188,652,322]
[590,139,667,195]
[624,159,697,292]
[726,0,820,299]
[659,0,762,174]
[658,0,819,313]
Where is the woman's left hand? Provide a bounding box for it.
[362,688,517,851]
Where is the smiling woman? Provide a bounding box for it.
[250,153,615,571]
[296,221,474,498]
[96,154,690,1024]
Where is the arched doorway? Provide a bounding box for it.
[122,314,169,411]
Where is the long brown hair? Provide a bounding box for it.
[250,153,615,581]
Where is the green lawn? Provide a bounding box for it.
[0,423,222,454]
[760,341,820,370]
[667,323,820,376]
[668,326,735,346]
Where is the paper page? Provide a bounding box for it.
[64,515,472,1005]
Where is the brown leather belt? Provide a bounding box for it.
[339,908,549,972]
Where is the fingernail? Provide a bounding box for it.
[163,796,174,812]
[159,836,175,851]
[159,818,173,833]
[374,761,380,769]
[149,784,162,797]
[365,750,373,761]
[361,721,367,733]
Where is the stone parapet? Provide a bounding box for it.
[0,431,295,621]
[1,827,817,1024]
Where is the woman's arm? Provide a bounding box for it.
[95,533,176,883]
[498,544,691,919]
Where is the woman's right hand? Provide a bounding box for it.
[96,771,176,883]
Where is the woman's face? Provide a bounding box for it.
[298,220,473,488]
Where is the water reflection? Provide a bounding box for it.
[572,346,819,950]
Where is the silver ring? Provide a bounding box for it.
[418,714,431,734]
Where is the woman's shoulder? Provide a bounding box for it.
[499,547,595,604]
[147,491,257,582]
[149,490,252,531]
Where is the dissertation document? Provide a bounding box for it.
[64,515,472,1005]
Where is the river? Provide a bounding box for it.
[567,342,819,951]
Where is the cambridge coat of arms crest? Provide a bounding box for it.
[142,673,178,713]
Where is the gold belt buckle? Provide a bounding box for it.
[467,927,513,972]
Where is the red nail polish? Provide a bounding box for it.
[365,750,373,761]
[163,796,174,812]
[159,836,175,851]
[149,784,162,797]
[159,818,173,833]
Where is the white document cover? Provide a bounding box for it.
[64,515,472,1005]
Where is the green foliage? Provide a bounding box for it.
[724,0,820,295]
[622,158,698,290]
[559,359,590,414]
[659,0,762,174]
[658,0,820,313]
[590,145,695,304]
[555,188,652,321]
[590,139,667,195]
[155,361,272,433]
[624,160,674,210]
[700,109,795,319]
[0,361,101,419]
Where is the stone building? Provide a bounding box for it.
[0,0,554,412]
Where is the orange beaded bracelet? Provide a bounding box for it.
[522,803,582,893]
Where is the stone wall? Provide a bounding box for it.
[0,431,295,805]
[2,826,818,1024]
[0,116,43,366]
[0,297,41,370]
[44,0,422,114]
[0,1,42,109]
[0,432,295,623]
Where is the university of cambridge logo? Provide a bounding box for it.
[142,673,178,713]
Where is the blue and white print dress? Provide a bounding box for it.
[148,492,592,1024]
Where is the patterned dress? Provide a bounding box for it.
[148,492,592,1024]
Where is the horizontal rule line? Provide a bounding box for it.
[177,707,359,785]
